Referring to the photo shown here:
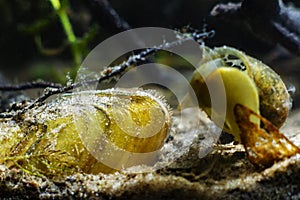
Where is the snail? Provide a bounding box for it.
[0,89,172,176]
[189,45,291,142]
[189,45,299,167]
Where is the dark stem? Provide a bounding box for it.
[86,0,130,33]
[0,28,214,118]
[0,81,62,91]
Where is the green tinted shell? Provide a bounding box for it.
[190,46,290,141]
[0,89,172,176]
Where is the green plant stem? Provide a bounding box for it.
[49,0,82,67]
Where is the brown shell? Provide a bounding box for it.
[212,46,291,128]
[248,56,291,127]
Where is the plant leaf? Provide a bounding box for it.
[234,104,300,167]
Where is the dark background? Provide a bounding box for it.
[0,0,299,107]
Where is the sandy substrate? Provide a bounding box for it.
[0,109,299,200]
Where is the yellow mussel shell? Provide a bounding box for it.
[0,89,172,176]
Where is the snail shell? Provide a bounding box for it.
[190,46,291,141]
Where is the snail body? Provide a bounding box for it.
[190,46,291,141]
